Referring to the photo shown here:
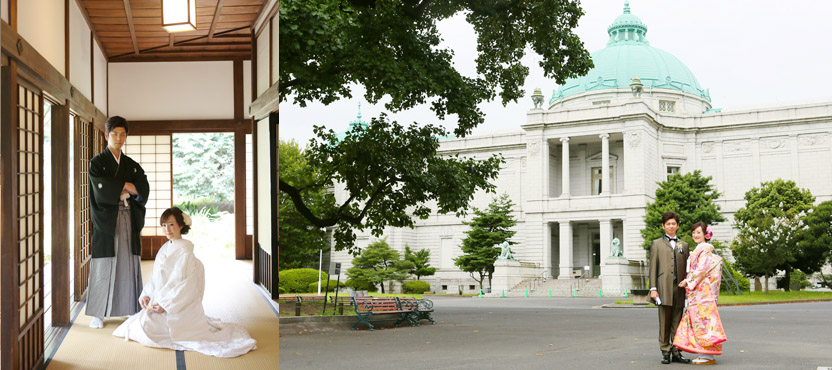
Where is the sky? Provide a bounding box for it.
[280,0,832,146]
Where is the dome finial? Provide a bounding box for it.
[624,0,630,14]
[357,102,362,121]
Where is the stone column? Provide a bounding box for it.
[600,133,610,195]
[558,221,573,279]
[542,138,550,198]
[560,137,570,197]
[542,222,552,278]
[599,219,613,261]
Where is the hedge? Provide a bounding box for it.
[278,268,329,293]
[402,280,431,294]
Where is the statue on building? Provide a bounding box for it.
[609,237,624,257]
[630,76,643,97]
[531,88,544,109]
[497,241,516,261]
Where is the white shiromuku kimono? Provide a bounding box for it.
[112,239,257,358]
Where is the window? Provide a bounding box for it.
[591,166,615,195]
[123,135,172,236]
[667,166,680,179]
[441,285,448,291]
[469,285,476,290]
[659,100,676,112]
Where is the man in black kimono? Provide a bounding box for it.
[86,116,150,328]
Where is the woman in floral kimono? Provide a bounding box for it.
[674,222,727,365]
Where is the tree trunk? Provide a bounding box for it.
[764,275,769,294]
[380,282,385,294]
[783,269,791,292]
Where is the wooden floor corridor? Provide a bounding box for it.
[44,259,278,370]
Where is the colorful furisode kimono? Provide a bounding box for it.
[673,242,727,355]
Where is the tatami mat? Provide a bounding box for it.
[183,257,279,369]
[47,257,279,369]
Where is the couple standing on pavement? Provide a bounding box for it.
[649,211,727,365]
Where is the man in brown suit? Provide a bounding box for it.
[649,211,692,364]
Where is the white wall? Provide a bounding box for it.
[108,61,235,120]
[69,0,91,99]
[243,60,252,118]
[19,0,65,76]
[1,0,8,23]
[94,43,107,114]
[256,27,270,97]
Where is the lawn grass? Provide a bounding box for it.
[614,290,832,305]
[717,290,832,304]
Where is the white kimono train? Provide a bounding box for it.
[113,239,257,358]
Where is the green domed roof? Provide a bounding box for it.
[551,1,709,104]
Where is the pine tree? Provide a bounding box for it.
[346,239,414,293]
[455,194,517,291]
[404,246,437,281]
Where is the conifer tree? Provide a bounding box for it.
[404,246,437,281]
[455,194,517,291]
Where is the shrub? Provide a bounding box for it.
[402,280,431,294]
[345,279,378,292]
[278,268,329,293]
[720,261,750,293]
[278,285,286,294]
[307,280,346,293]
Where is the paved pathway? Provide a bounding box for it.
[279,297,832,370]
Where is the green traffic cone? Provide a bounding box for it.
[525,289,529,298]
[549,289,552,297]
[598,289,603,297]
[624,289,628,297]
[501,290,505,298]
[478,289,483,298]
[572,288,576,297]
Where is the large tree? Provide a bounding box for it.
[731,179,815,292]
[346,239,414,293]
[641,171,726,251]
[280,0,593,137]
[279,1,593,253]
[280,115,503,254]
[278,140,334,269]
[455,194,517,291]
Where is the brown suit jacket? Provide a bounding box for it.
[649,237,690,306]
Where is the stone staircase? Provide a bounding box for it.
[499,277,603,297]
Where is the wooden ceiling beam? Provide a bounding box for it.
[209,0,228,41]
[122,0,140,54]
[109,53,251,63]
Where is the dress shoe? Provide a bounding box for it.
[661,352,671,364]
[672,352,692,364]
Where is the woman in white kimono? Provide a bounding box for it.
[113,207,257,358]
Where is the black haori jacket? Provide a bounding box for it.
[89,147,150,258]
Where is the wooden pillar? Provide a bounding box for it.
[233,59,249,260]
[1,60,21,370]
[51,101,71,326]
[234,128,247,259]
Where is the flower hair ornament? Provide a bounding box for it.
[182,212,193,227]
[705,226,714,240]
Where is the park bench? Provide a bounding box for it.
[397,297,436,325]
[351,297,416,330]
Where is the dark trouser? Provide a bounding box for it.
[657,289,685,353]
